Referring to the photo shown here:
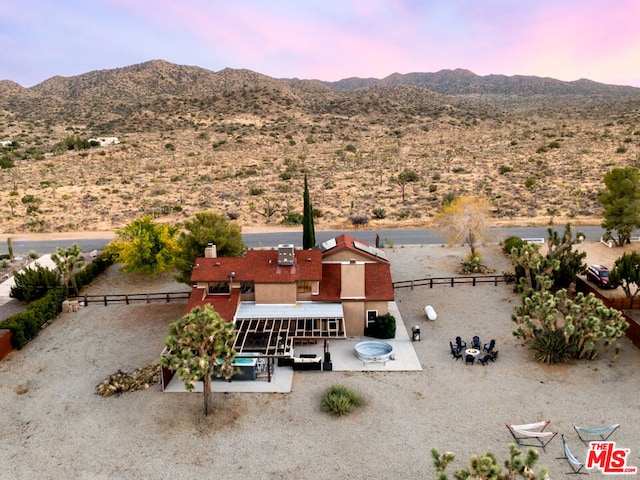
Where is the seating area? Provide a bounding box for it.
[505,420,621,474]
[449,336,497,365]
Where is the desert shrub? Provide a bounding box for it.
[349,213,369,226]
[365,313,396,339]
[10,263,61,302]
[0,286,68,349]
[429,184,438,192]
[498,164,513,174]
[0,259,10,268]
[249,187,264,195]
[524,177,537,188]
[226,211,240,220]
[502,235,526,255]
[28,250,39,259]
[280,171,292,181]
[396,209,410,220]
[281,212,303,225]
[616,145,628,154]
[322,384,364,416]
[74,251,116,292]
[371,208,386,219]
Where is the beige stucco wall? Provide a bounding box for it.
[342,301,366,336]
[340,262,365,298]
[255,283,297,304]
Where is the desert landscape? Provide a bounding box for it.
[1,61,640,235]
[0,240,638,479]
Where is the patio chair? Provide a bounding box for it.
[483,339,495,353]
[573,424,619,445]
[471,336,481,349]
[505,421,557,450]
[489,350,498,362]
[452,350,463,361]
[449,341,460,355]
[478,354,492,366]
[465,354,475,365]
[455,336,467,351]
[556,434,587,474]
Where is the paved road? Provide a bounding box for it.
[0,225,609,255]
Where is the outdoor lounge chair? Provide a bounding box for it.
[573,424,619,445]
[455,336,466,351]
[450,341,460,355]
[489,350,498,361]
[471,336,481,349]
[483,339,495,353]
[478,354,492,366]
[465,354,475,365]
[556,434,587,474]
[505,421,557,450]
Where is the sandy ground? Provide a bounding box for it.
[0,240,639,479]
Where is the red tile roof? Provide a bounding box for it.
[323,233,390,264]
[190,248,323,283]
[185,289,240,322]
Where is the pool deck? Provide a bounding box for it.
[163,301,422,394]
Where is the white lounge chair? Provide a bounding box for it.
[505,420,558,450]
[573,424,619,445]
[556,434,587,474]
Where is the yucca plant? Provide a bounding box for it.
[532,329,576,364]
[322,384,364,416]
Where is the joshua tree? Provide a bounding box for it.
[160,305,237,416]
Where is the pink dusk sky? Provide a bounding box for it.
[1,0,639,88]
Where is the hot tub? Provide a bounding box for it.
[213,354,258,381]
[354,341,393,363]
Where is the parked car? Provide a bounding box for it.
[586,264,613,289]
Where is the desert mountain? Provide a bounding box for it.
[0,60,639,234]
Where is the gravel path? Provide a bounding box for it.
[0,243,638,479]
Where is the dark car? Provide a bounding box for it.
[586,264,612,289]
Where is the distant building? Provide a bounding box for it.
[89,137,119,147]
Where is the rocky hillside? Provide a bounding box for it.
[0,60,639,234]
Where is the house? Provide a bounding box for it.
[184,233,394,359]
[89,137,119,147]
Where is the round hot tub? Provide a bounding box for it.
[354,341,393,362]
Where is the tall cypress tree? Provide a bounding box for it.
[303,174,315,249]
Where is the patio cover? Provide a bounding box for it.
[233,302,345,357]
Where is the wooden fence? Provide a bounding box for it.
[69,291,191,306]
[393,274,515,290]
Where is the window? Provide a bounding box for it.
[366,310,378,327]
[240,281,255,293]
[297,281,312,293]
[208,282,230,294]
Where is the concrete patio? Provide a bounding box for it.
[162,300,422,394]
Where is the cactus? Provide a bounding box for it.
[7,237,13,261]
[513,276,629,363]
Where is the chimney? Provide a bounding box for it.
[277,244,295,265]
[204,243,217,258]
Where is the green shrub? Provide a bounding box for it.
[502,236,526,255]
[10,263,61,302]
[0,286,68,349]
[74,251,115,291]
[281,212,303,225]
[365,313,396,339]
[322,384,364,416]
[371,208,386,220]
